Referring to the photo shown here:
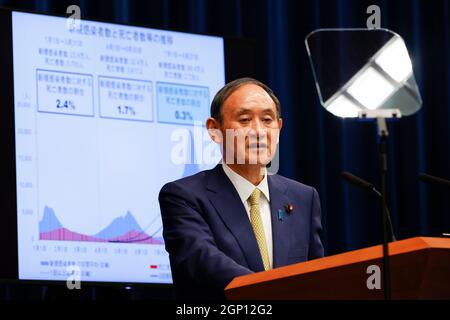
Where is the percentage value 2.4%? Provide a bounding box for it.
[56,99,76,110]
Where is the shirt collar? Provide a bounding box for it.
[221,162,270,204]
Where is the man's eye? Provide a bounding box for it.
[239,118,250,123]
[263,118,273,123]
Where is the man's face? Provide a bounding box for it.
[211,84,282,166]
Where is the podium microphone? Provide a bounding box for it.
[341,171,396,242]
[418,173,450,188]
[341,171,396,300]
[342,171,380,194]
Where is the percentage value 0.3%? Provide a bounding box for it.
[175,110,193,121]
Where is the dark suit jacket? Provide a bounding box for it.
[158,164,324,300]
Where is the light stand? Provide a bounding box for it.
[376,117,392,300]
[361,110,400,300]
[305,28,423,301]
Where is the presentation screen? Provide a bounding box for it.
[10,10,225,284]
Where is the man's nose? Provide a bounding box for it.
[249,119,267,139]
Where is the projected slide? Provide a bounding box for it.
[13,11,224,283]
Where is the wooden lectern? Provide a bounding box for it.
[225,237,450,300]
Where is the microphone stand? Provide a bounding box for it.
[419,173,450,188]
[377,117,392,300]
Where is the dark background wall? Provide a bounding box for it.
[1,0,449,299]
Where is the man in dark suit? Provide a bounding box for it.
[159,78,324,299]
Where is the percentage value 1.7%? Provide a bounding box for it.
[117,105,136,116]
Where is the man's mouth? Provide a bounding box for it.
[248,143,268,149]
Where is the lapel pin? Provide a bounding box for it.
[277,209,286,221]
[285,203,294,214]
[278,204,294,221]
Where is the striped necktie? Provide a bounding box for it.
[248,188,270,270]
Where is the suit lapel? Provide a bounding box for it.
[268,174,290,268]
[206,164,265,272]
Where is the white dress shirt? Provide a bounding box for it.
[221,162,273,269]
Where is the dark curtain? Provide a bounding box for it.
[1,0,449,299]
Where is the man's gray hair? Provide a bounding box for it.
[210,77,281,123]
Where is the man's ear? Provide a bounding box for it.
[275,118,283,144]
[206,117,223,144]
